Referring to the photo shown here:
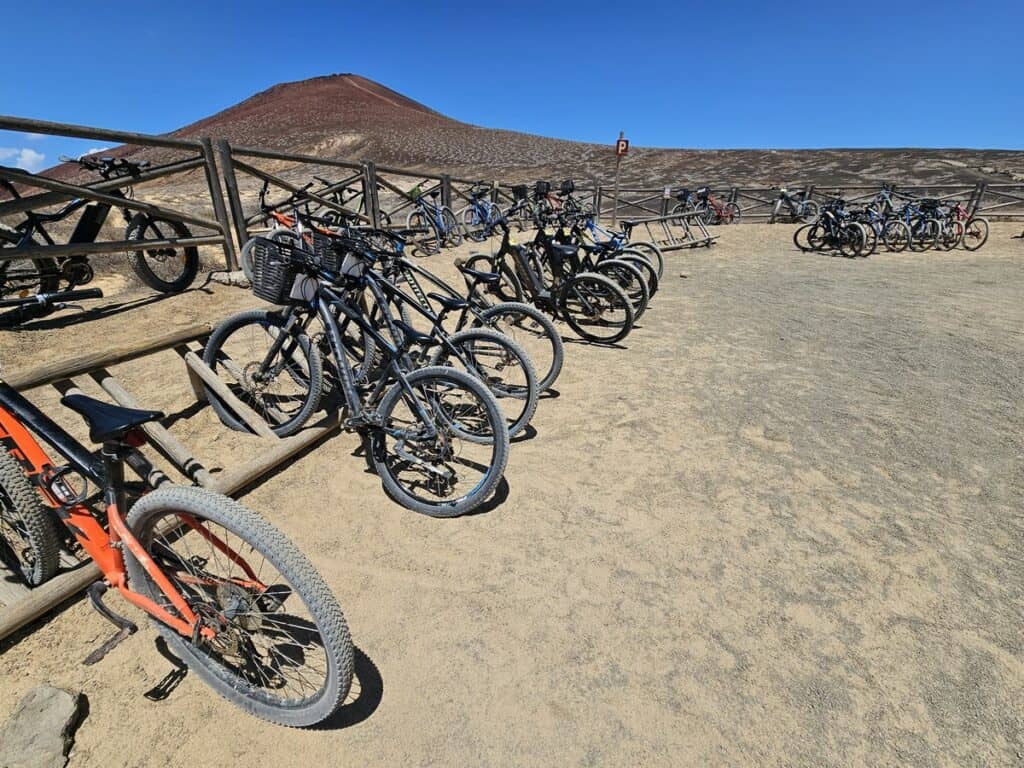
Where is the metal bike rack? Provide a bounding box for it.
[620,210,718,251]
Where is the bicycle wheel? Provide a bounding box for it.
[125,486,353,727]
[838,223,864,258]
[477,301,564,392]
[961,217,989,251]
[724,202,742,224]
[125,213,199,293]
[406,210,441,256]
[461,205,487,243]
[800,201,819,223]
[618,252,659,297]
[441,207,462,247]
[0,230,60,323]
[559,272,634,344]
[859,223,878,256]
[910,218,938,252]
[882,220,910,252]
[625,241,665,280]
[935,220,963,251]
[0,450,60,587]
[202,309,323,437]
[594,259,648,320]
[371,366,509,517]
[793,224,815,252]
[463,254,524,303]
[429,327,539,439]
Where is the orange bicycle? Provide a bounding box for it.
[0,375,353,727]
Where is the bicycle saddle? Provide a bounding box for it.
[427,292,469,312]
[547,243,578,259]
[61,394,164,444]
[456,264,500,284]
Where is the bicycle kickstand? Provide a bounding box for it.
[83,581,138,666]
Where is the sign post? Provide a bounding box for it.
[612,131,628,226]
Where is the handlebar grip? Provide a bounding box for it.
[59,288,104,302]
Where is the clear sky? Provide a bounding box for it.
[1,0,1021,170]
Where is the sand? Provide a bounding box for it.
[0,223,1021,767]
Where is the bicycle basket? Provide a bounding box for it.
[310,231,342,273]
[250,237,304,305]
[512,184,528,201]
[559,179,574,195]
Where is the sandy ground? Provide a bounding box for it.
[0,223,1022,767]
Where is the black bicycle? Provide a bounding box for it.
[201,235,510,517]
[464,221,635,345]
[0,155,199,322]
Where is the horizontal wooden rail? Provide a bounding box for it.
[0,156,208,219]
[0,235,223,262]
[5,324,212,391]
[0,115,201,150]
[0,167,223,234]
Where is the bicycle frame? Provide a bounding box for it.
[0,383,267,639]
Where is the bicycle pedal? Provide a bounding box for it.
[83,626,135,666]
[83,581,137,665]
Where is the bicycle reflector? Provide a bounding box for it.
[125,427,148,448]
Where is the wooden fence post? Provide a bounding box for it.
[968,182,987,218]
[491,180,500,204]
[595,186,603,224]
[216,139,249,249]
[361,161,381,228]
[440,174,453,210]
[199,137,237,270]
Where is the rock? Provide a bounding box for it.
[0,686,85,768]
[209,269,251,288]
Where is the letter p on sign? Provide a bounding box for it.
[615,138,629,156]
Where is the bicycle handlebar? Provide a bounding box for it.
[0,287,103,308]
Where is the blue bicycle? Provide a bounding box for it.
[458,182,503,242]
[405,185,461,254]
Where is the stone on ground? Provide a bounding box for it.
[0,686,84,768]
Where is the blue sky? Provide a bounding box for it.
[1,0,1021,170]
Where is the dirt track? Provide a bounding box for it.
[1,224,1022,767]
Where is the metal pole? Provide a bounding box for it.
[200,138,237,270]
[612,132,623,227]
[217,139,250,247]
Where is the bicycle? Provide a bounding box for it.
[203,235,510,516]
[0,155,199,323]
[457,183,503,242]
[0,380,353,727]
[771,187,819,223]
[464,221,635,345]
[504,185,535,232]
[792,198,866,257]
[682,187,740,226]
[369,231,564,392]
[405,186,462,254]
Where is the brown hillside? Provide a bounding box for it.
[37,73,1024,188]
